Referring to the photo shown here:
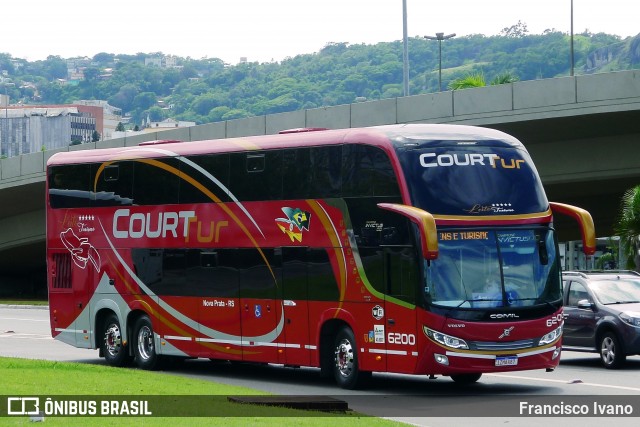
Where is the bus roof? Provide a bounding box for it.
[47,124,524,166]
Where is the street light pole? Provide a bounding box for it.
[424,32,456,92]
[1,85,7,157]
[402,0,409,96]
[570,0,575,76]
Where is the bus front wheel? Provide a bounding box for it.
[133,315,161,370]
[102,313,130,367]
[450,373,482,384]
[333,326,371,389]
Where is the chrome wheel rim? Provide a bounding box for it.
[137,325,154,361]
[335,338,354,378]
[104,323,122,357]
[601,336,615,366]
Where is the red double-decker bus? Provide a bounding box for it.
[46,124,595,388]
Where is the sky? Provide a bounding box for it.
[2,0,638,65]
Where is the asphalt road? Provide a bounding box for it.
[2,306,640,426]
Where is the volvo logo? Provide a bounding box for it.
[499,326,515,339]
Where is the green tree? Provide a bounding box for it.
[132,92,157,111]
[490,72,519,85]
[221,109,250,120]
[147,106,165,122]
[448,72,486,89]
[93,52,115,64]
[448,71,518,90]
[501,21,529,38]
[191,93,222,116]
[83,67,100,82]
[108,83,139,112]
[92,130,100,142]
[42,55,68,80]
[614,185,640,270]
[115,122,125,132]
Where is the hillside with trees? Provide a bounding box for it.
[1,25,638,129]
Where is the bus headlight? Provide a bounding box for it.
[423,326,469,350]
[538,325,563,346]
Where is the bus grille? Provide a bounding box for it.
[52,253,72,289]
[470,339,537,351]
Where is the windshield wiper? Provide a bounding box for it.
[604,301,640,305]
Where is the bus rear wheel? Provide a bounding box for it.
[333,326,371,389]
[133,315,161,370]
[102,313,130,367]
[450,373,482,384]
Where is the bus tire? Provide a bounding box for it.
[101,313,130,367]
[333,326,371,389]
[133,315,161,370]
[450,373,482,384]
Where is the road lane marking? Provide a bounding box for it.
[487,373,640,392]
[0,317,49,322]
[0,333,52,340]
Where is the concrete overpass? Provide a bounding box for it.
[2,70,640,294]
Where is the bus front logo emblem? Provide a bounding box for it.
[499,326,515,339]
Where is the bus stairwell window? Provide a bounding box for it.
[247,155,265,172]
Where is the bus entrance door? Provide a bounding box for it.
[384,247,418,374]
[239,248,281,364]
[280,247,311,367]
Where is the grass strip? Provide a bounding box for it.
[0,357,405,426]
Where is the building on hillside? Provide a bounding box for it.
[74,100,122,140]
[15,101,122,141]
[0,106,96,158]
[145,55,180,68]
[145,117,196,131]
[111,117,196,139]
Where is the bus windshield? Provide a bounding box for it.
[399,145,548,216]
[424,228,561,308]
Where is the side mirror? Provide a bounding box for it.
[577,299,594,310]
[549,202,596,255]
[377,203,438,260]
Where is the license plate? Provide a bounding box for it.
[495,356,518,366]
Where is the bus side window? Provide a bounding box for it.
[310,146,342,198]
[307,248,340,301]
[370,146,401,197]
[282,148,311,200]
[180,154,230,204]
[238,248,278,297]
[342,145,400,198]
[342,145,374,197]
[92,161,134,206]
[133,158,180,205]
[385,247,418,304]
[50,164,91,192]
[357,247,385,294]
[48,164,92,208]
[229,152,283,201]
